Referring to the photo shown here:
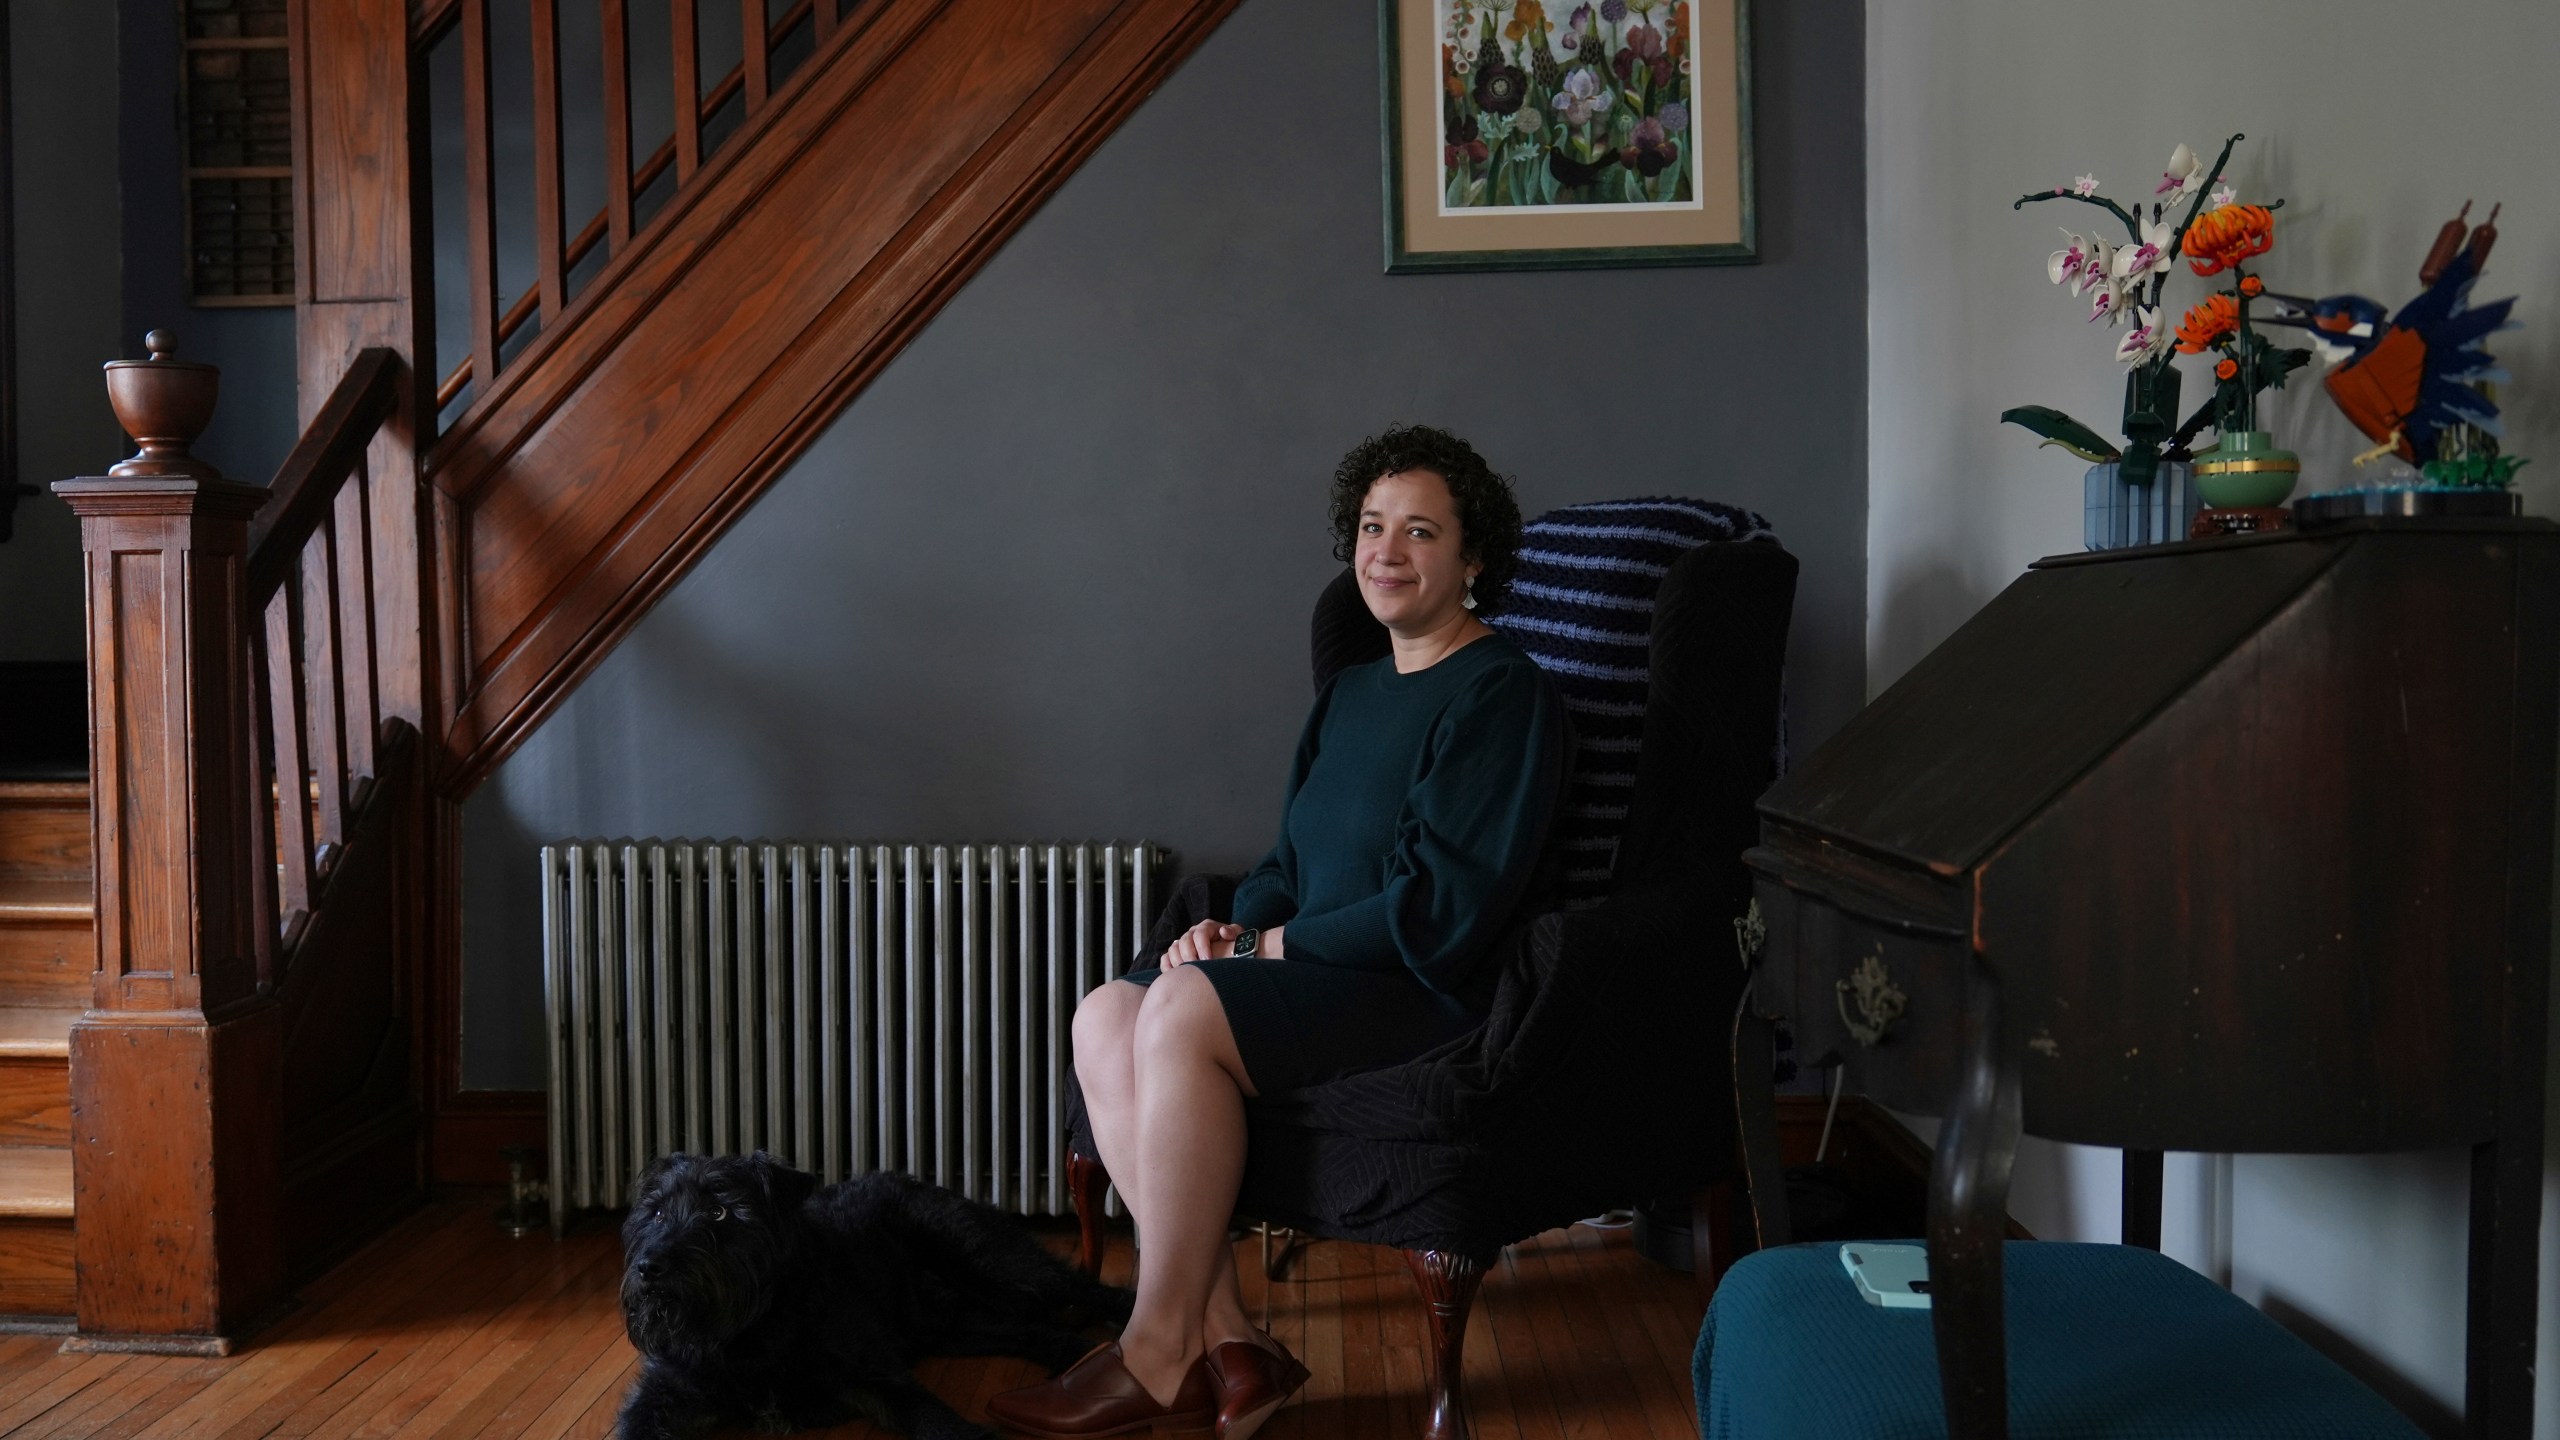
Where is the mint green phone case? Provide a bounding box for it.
[1839,1243,1933,1310]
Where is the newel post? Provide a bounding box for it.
[51,332,284,1352]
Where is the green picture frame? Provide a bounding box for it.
[1381,0,1757,274]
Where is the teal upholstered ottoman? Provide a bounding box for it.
[1694,1242,2423,1438]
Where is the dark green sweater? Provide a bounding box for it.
[1231,634,1567,998]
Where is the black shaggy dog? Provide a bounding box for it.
[617,1152,1132,1440]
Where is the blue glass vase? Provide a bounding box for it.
[2083,461,2199,551]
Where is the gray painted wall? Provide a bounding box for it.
[0,1,302,667]
[2,3,124,663]
[459,0,1869,1088]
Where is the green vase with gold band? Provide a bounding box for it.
[2193,429,2301,509]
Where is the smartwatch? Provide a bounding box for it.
[1232,927,1261,959]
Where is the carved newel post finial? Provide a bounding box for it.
[104,329,224,480]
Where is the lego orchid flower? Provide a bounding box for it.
[2154,144,2206,208]
[2088,274,2131,326]
[2049,231,2090,288]
[2114,212,2177,287]
[2077,237,2117,299]
[2115,307,2173,365]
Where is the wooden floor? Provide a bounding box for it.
[0,1202,1704,1439]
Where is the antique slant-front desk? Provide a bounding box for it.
[1737,518,2560,1437]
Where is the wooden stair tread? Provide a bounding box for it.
[0,881,88,922]
[0,783,87,804]
[0,1148,71,1219]
[0,1008,76,1060]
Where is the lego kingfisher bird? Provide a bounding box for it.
[2258,203,2518,465]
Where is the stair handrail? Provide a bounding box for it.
[248,348,403,603]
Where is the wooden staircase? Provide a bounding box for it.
[21,0,1246,1347]
[0,780,87,1317]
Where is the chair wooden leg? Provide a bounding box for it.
[1404,1249,1484,1440]
[1068,1151,1110,1280]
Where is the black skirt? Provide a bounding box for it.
[1115,959,1486,1095]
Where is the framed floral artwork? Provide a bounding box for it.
[1381,0,1755,273]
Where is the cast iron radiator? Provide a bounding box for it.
[539,840,1163,1232]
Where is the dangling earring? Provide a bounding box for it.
[1462,577,1478,611]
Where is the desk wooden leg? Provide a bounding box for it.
[2466,1137,2539,1437]
[2121,1149,2164,1250]
[1732,985,1791,1251]
[1929,961,2020,1440]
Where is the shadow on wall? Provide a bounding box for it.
[1870,562,1996,694]
[2258,1295,2462,1440]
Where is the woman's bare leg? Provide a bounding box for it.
[1075,979,1256,1340]
[1116,965,1258,1402]
[1072,982,1149,1227]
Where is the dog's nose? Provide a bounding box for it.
[633,1257,656,1281]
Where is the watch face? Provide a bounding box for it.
[1234,928,1259,957]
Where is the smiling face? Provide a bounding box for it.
[1354,469,1481,634]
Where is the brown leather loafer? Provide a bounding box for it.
[987,1342,1219,1440]
[1205,1332,1310,1440]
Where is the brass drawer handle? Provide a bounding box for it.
[1836,953,1907,1047]
[1733,899,1766,971]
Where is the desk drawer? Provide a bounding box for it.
[1752,873,1967,1114]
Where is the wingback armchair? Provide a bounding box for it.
[1066,500,1799,1440]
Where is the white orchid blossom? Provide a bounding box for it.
[2154,144,2206,207]
[2112,212,2177,287]
[2048,230,2090,286]
[2072,174,2100,197]
[2209,182,2237,208]
[2074,237,2116,298]
[2087,274,2131,326]
[2115,306,2173,364]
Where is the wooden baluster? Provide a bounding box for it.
[601,0,633,252]
[301,525,349,864]
[741,0,769,113]
[530,0,566,322]
[265,585,315,936]
[242,637,281,988]
[461,0,499,393]
[332,457,378,799]
[672,0,701,182]
[813,0,835,42]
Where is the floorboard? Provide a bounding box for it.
[0,1204,1705,1439]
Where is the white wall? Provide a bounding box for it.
[1866,0,2560,1429]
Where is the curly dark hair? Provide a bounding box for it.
[1328,425,1525,616]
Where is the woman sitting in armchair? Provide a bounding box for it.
[988,426,1568,1440]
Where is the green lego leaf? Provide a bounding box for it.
[2000,406,2122,463]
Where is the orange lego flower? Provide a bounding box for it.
[2183,204,2275,276]
[2215,357,2240,380]
[2176,294,2238,354]
[2239,274,2264,297]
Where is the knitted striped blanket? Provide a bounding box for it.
[1489,497,1778,908]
